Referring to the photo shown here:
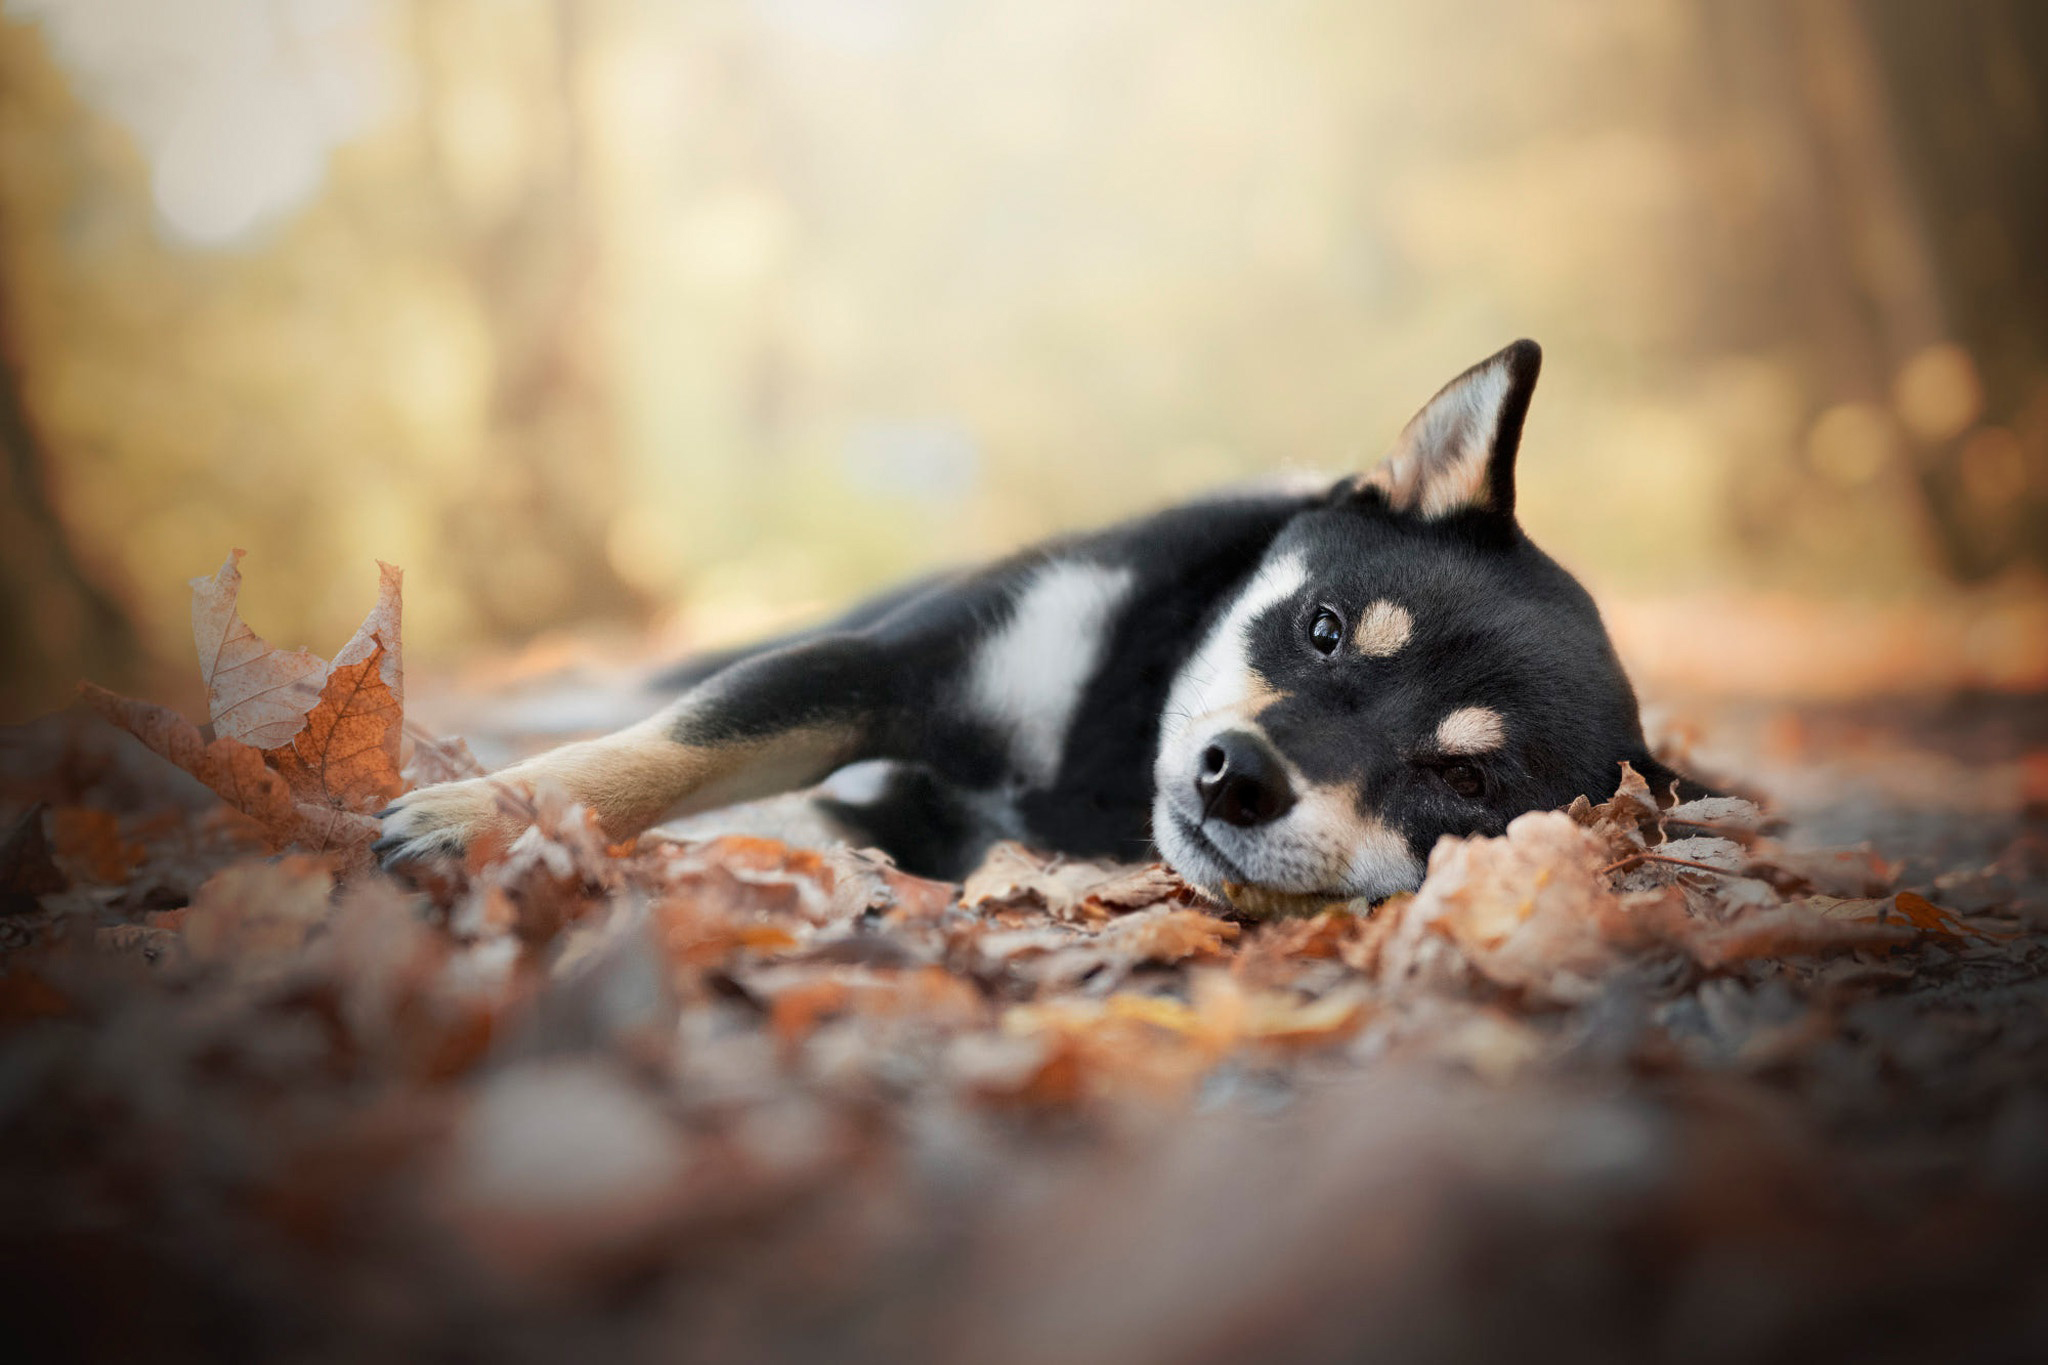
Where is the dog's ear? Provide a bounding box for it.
[1353,339,1541,522]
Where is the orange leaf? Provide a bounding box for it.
[47,807,143,884]
[1891,890,2004,941]
[79,683,377,860]
[267,642,406,812]
[191,549,327,747]
[331,560,403,704]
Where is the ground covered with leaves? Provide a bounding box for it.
[4,559,2047,1363]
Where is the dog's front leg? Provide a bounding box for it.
[373,634,893,866]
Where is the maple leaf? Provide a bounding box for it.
[191,549,329,746]
[80,555,416,867]
[330,559,404,703]
[82,686,381,863]
[268,642,407,813]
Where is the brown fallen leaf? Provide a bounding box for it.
[1220,881,1352,919]
[1232,910,1365,990]
[82,556,423,868]
[0,805,67,914]
[1742,841,1898,898]
[1099,905,1240,964]
[47,806,144,884]
[1020,906,1240,991]
[1683,902,1914,967]
[403,726,488,786]
[1412,810,1631,1004]
[963,843,1186,923]
[182,856,337,967]
[79,684,379,861]
[1802,890,2007,945]
[1569,760,1664,858]
[192,548,328,747]
[268,643,406,813]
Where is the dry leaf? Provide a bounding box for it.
[268,643,406,813]
[191,549,328,747]
[1099,905,1239,964]
[1683,903,1914,967]
[1020,906,1239,991]
[83,555,423,867]
[1221,881,1352,919]
[1743,841,1898,898]
[404,727,488,786]
[1414,810,1629,1004]
[80,683,378,860]
[1,805,67,914]
[963,842,1184,923]
[183,856,336,966]
[47,807,144,884]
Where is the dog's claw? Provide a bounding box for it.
[372,778,501,868]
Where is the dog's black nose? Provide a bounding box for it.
[1196,730,1296,827]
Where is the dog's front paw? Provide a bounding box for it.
[372,778,523,868]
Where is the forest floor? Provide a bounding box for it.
[2,560,2046,1364]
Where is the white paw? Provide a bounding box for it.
[372,777,516,867]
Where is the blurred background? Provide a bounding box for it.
[2,0,2046,722]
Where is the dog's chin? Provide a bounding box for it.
[1152,794,1425,905]
[1151,802,1235,899]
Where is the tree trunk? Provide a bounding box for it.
[0,276,142,719]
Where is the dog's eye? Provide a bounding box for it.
[1308,609,1344,655]
[1440,763,1485,799]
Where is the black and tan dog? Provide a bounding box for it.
[377,340,1686,904]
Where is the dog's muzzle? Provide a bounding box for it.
[1194,729,1295,827]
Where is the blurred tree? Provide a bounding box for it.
[409,0,649,639]
[0,273,140,715]
[1861,0,2048,579]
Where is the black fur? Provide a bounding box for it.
[380,340,1691,899]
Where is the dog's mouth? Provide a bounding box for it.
[1169,810,1252,885]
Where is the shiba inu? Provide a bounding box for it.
[377,340,1689,904]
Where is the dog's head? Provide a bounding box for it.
[1153,339,1684,903]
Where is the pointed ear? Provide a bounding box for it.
[1354,339,1542,521]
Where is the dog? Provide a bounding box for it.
[376,339,1689,905]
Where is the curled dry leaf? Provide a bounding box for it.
[192,548,328,747]
[963,842,1187,923]
[1665,795,1771,838]
[1411,810,1632,1004]
[1099,905,1240,964]
[83,555,420,868]
[1570,760,1664,858]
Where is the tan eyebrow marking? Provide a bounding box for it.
[1436,706,1506,755]
[1242,671,1285,716]
[1353,600,1413,657]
